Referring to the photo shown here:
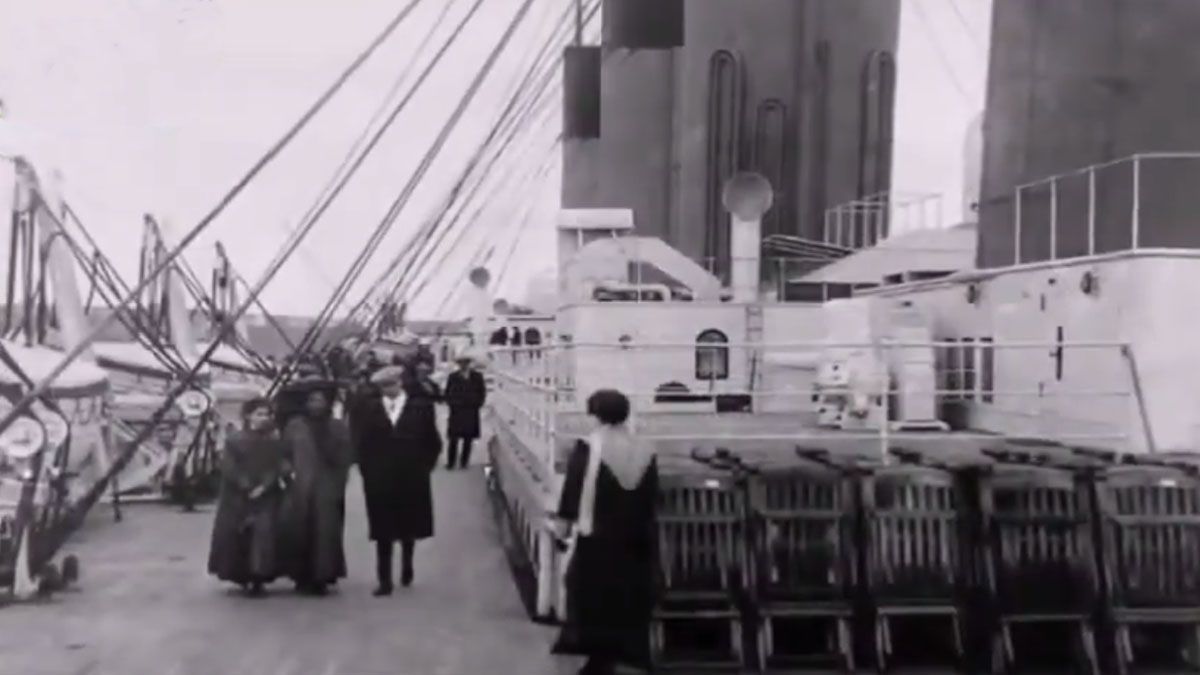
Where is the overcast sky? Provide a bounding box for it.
[1,0,991,319]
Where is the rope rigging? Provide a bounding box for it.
[388,2,603,320]
[0,0,428,437]
[272,0,541,389]
[231,0,491,344]
[344,0,597,330]
[411,130,560,314]
[267,0,449,297]
[349,0,599,337]
[382,1,593,302]
[431,143,560,317]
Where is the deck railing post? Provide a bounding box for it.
[1050,178,1058,260]
[1014,186,1023,264]
[1131,155,1142,249]
[1087,168,1096,256]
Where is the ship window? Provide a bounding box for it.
[980,337,995,403]
[943,339,961,400]
[695,329,729,381]
[961,338,977,400]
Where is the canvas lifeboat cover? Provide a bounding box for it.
[0,340,108,397]
[91,341,258,376]
[0,341,111,506]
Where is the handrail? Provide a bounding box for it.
[1012,153,1200,264]
[1118,344,1157,454]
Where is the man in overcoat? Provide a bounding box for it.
[351,365,442,595]
[444,354,486,470]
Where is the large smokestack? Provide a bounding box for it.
[722,172,774,302]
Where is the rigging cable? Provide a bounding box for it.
[396,73,561,297]
[355,1,597,333]
[411,127,559,313]
[235,0,491,362]
[432,146,558,317]
[344,0,598,329]
[270,0,451,294]
[912,0,976,104]
[0,0,427,435]
[276,0,540,385]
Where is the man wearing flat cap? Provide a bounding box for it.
[349,363,442,595]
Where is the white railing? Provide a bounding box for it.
[486,338,1143,459]
[1012,152,1200,264]
[823,192,946,249]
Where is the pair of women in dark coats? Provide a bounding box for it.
[553,389,659,675]
[207,381,353,597]
[349,360,442,595]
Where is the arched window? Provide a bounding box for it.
[695,329,729,381]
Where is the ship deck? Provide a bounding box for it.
[554,411,1096,473]
[0,469,565,675]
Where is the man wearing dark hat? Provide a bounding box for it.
[350,363,442,594]
[444,353,486,470]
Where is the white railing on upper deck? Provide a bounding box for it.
[486,338,1149,470]
[823,192,946,249]
[1013,152,1200,264]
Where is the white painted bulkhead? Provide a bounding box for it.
[870,251,1200,454]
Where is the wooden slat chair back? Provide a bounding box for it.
[749,467,857,671]
[865,465,963,604]
[651,471,751,668]
[864,465,967,670]
[654,472,750,604]
[751,467,853,603]
[1097,464,1200,672]
[1099,465,1200,609]
[980,465,1101,673]
[982,466,1099,616]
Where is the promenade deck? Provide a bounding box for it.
[0,468,564,675]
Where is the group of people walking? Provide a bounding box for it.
[207,344,662,674]
[206,352,487,597]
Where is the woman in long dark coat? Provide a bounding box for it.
[352,363,442,594]
[553,389,659,675]
[443,354,486,470]
[207,397,290,596]
[280,381,353,595]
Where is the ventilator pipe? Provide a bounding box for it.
[467,266,493,346]
[722,172,774,302]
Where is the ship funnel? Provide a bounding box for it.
[466,266,493,346]
[722,171,774,302]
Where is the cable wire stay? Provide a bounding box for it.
[271,0,542,390]
[0,0,427,437]
[347,0,599,339]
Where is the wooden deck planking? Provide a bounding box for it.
[0,467,569,675]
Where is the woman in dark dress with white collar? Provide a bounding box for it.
[553,389,659,675]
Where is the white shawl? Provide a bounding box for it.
[575,425,653,536]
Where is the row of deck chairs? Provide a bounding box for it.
[650,445,1200,673]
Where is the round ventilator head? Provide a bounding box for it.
[469,267,491,289]
[721,171,774,220]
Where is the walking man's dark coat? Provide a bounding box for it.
[352,378,442,542]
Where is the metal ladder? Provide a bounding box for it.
[746,303,764,405]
